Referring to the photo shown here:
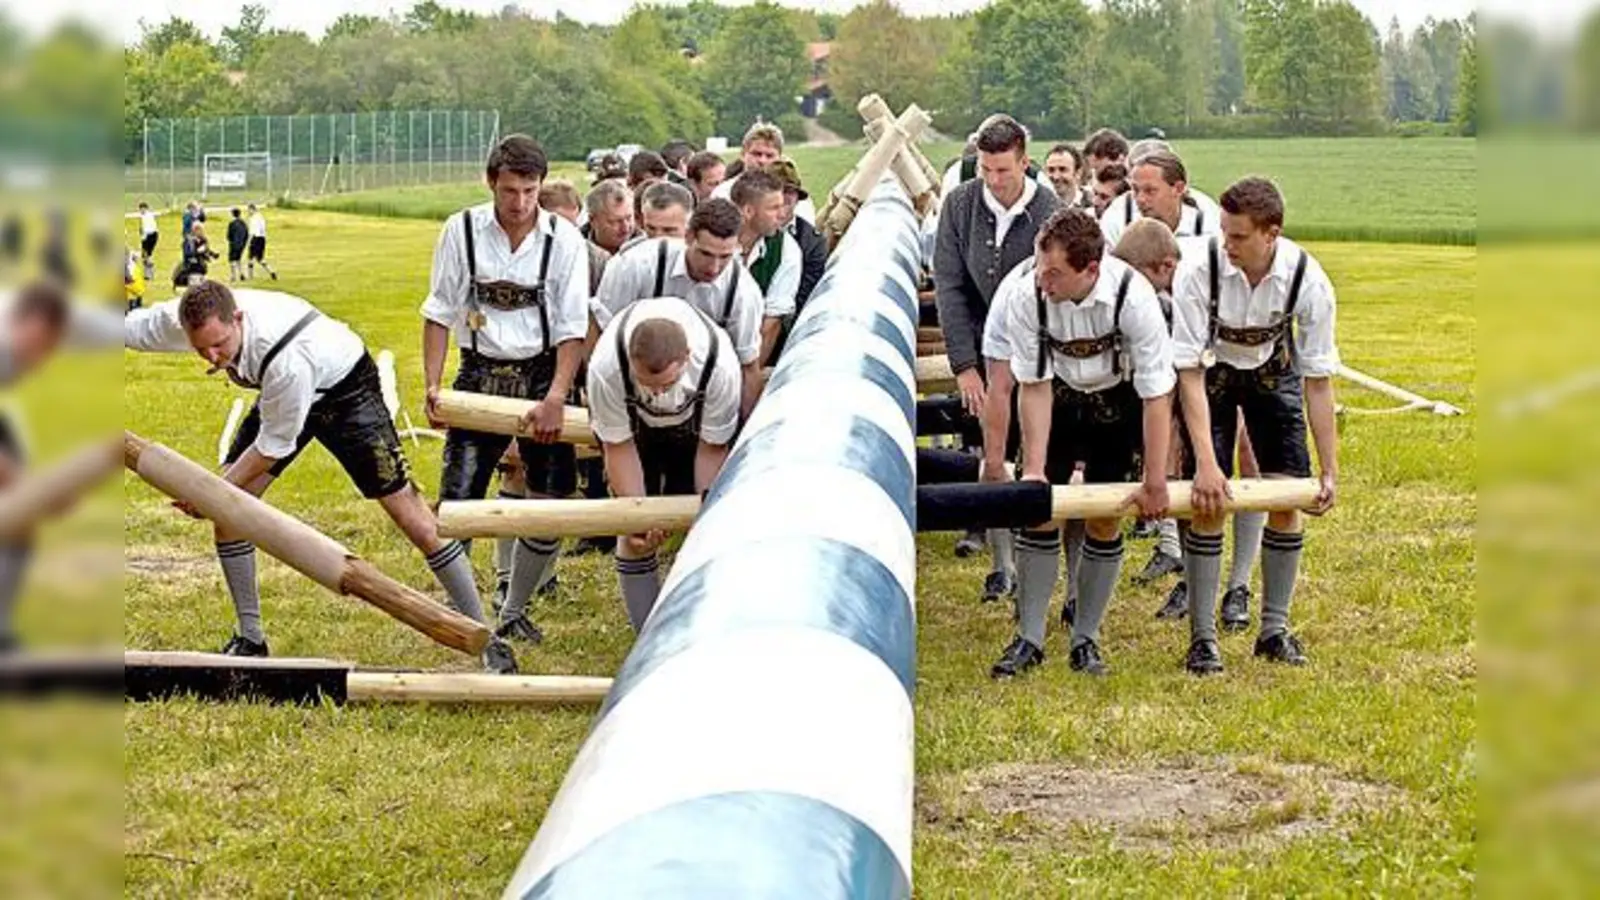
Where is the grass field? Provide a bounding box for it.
[277,137,1477,245]
[114,204,1476,895]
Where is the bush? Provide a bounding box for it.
[774,113,808,147]
[816,103,864,142]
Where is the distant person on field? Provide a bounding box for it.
[173,221,217,289]
[660,139,695,187]
[226,208,249,282]
[247,204,278,281]
[685,151,726,205]
[712,122,815,225]
[137,201,159,282]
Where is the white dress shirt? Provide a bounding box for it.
[982,178,1039,250]
[420,203,590,360]
[248,212,267,238]
[587,297,741,446]
[125,290,365,460]
[1099,189,1222,246]
[140,211,159,236]
[591,237,764,365]
[744,230,802,318]
[981,257,1035,363]
[1006,255,1175,400]
[1170,236,1340,378]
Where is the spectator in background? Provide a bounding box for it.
[637,181,695,242]
[137,201,160,282]
[660,139,695,187]
[713,122,816,225]
[627,151,670,221]
[1084,128,1130,180]
[246,204,279,281]
[765,156,826,360]
[226,208,249,282]
[540,178,608,293]
[1043,143,1094,210]
[685,151,726,205]
[1093,163,1132,219]
[583,179,637,256]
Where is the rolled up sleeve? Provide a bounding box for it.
[699,349,741,445]
[728,271,764,365]
[591,249,640,330]
[1006,285,1048,385]
[1123,286,1177,400]
[547,227,591,345]
[420,216,466,329]
[585,363,635,445]
[252,350,317,460]
[124,300,192,352]
[1292,264,1340,378]
[1169,262,1210,371]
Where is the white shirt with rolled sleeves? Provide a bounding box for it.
[248,212,267,238]
[1171,236,1339,377]
[1006,255,1176,401]
[981,257,1036,363]
[139,210,158,236]
[591,237,764,366]
[124,290,365,460]
[586,297,741,446]
[743,231,801,319]
[1099,189,1222,246]
[419,203,590,361]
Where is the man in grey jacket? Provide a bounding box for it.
[934,114,1060,600]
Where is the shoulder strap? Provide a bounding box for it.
[721,265,740,327]
[690,309,721,436]
[960,155,976,183]
[1206,236,1222,351]
[460,210,476,282]
[1193,205,1204,235]
[1112,268,1133,379]
[1035,283,1049,381]
[1124,194,1134,226]
[1284,249,1310,319]
[538,214,556,282]
[653,240,668,298]
[614,303,641,436]
[246,309,320,390]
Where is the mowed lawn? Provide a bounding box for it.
[122,208,1474,896]
[279,137,1476,245]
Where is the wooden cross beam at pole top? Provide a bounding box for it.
[438,478,1320,539]
[123,431,491,656]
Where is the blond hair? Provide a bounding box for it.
[538,178,581,214]
[1112,218,1181,272]
[742,122,784,151]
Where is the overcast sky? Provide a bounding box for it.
[4,0,1587,43]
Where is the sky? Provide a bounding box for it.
[0,0,1585,43]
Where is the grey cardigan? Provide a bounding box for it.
[933,179,1060,375]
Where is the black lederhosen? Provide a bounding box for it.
[1042,379,1143,485]
[225,353,411,499]
[248,236,267,261]
[440,351,577,501]
[140,232,159,258]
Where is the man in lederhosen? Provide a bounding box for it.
[1171,177,1340,675]
[127,281,516,670]
[586,295,741,631]
[421,134,590,649]
[990,208,1174,679]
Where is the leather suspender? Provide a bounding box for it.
[461,210,557,356]
[615,306,722,438]
[652,240,668,298]
[1035,269,1134,382]
[228,310,320,391]
[1207,238,1311,354]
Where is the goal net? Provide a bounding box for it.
[201,152,275,199]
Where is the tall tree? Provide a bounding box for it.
[1454,19,1479,134]
[1417,17,1466,122]
[220,4,270,69]
[1574,7,1600,130]
[324,14,386,42]
[1244,0,1320,125]
[970,0,1096,137]
[829,0,937,120]
[698,1,805,136]
[1312,1,1380,129]
[1210,0,1246,115]
[138,17,207,58]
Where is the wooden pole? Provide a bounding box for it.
[432,389,595,444]
[916,354,956,393]
[857,94,940,188]
[123,431,490,655]
[857,100,938,214]
[818,107,930,246]
[438,479,1320,538]
[916,341,947,358]
[346,672,611,706]
[1338,364,1463,416]
[0,436,122,540]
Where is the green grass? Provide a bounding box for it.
[278,137,1477,245]
[117,208,1475,895]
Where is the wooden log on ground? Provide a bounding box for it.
[433,389,595,444]
[121,650,610,706]
[123,431,490,655]
[917,341,947,358]
[916,326,944,343]
[0,436,122,540]
[438,479,1321,538]
[1338,364,1463,416]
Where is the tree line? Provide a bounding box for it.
[119,0,1586,164]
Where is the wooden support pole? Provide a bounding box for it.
[1338,364,1463,416]
[916,354,957,393]
[856,98,938,214]
[437,479,1321,539]
[346,672,611,706]
[123,431,490,656]
[818,106,930,246]
[0,436,122,540]
[432,389,595,444]
[857,94,940,188]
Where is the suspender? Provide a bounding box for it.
[1206,237,1311,355]
[461,210,557,357]
[228,310,320,391]
[1035,268,1133,382]
[720,266,740,328]
[615,306,722,438]
[648,240,737,329]
[652,240,668,298]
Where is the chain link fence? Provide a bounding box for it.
[126,110,500,210]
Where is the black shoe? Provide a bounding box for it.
[482,636,518,674]
[495,615,544,644]
[1069,640,1109,676]
[954,530,984,558]
[1154,581,1188,620]
[1220,585,1252,632]
[1134,549,1183,584]
[1060,596,1076,627]
[1130,519,1161,539]
[537,574,560,596]
[990,637,1044,679]
[269,271,278,281]
[981,571,1014,603]
[1254,630,1307,666]
[490,579,510,618]
[1185,638,1224,675]
[220,634,269,657]
[570,535,616,557]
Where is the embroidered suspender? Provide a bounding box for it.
[1034,269,1134,382]
[1206,237,1310,356]
[461,210,557,356]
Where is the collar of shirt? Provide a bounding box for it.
[473,204,550,258]
[743,236,768,267]
[982,178,1037,223]
[1218,237,1297,288]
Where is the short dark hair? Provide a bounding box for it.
[1133,149,1188,187]
[1036,208,1105,272]
[485,133,549,183]
[231,207,242,218]
[730,168,783,207]
[178,279,237,331]
[975,115,1028,157]
[629,318,690,373]
[660,139,695,171]
[13,280,69,332]
[138,201,149,210]
[1047,143,1085,172]
[686,151,724,185]
[628,150,669,187]
[1096,162,1131,188]
[688,198,742,241]
[1220,177,1286,230]
[1084,128,1129,161]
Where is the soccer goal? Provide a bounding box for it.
[201,152,275,199]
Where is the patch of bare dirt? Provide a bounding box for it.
[125,548,214,581]
[922,759,1404,853]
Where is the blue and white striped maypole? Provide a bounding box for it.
[502,180,922,899]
